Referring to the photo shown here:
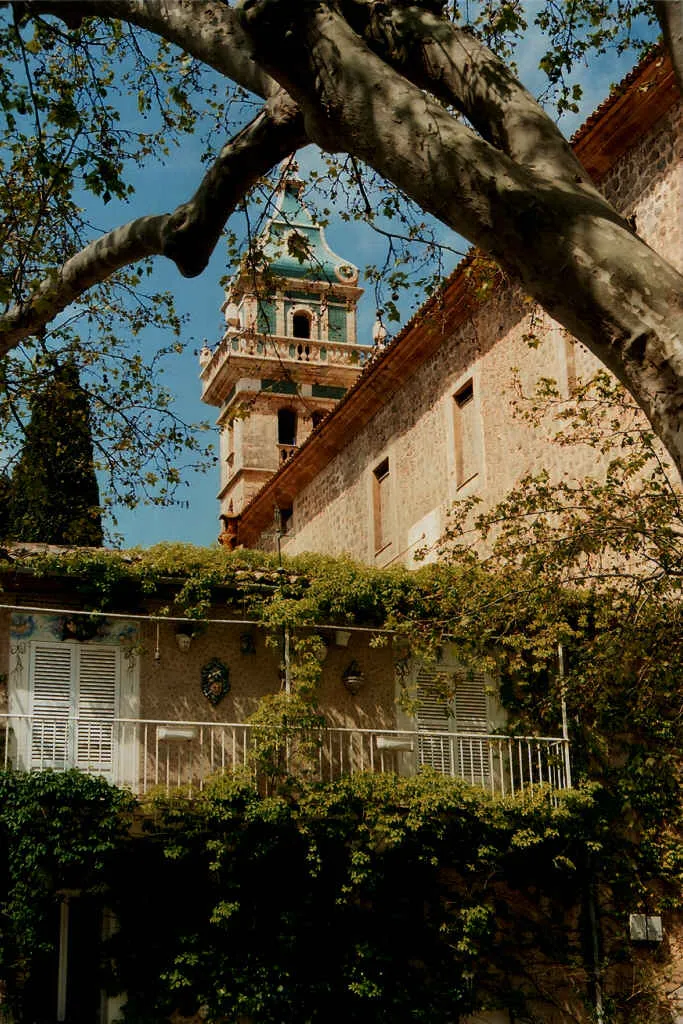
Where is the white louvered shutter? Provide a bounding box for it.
[30,643,73,769]
[453,671,490,783]
[416,668,454,775]
[76,646,118,774]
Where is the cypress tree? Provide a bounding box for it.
[0,471,11,540]
[8,358,103,545]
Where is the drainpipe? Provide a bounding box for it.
[586,859,606,1024]
[283,626,291,694]
[559,645,602,1019]
[557,643,572,788]
[56,889,80,1022]
[274,507,291,693]
[56,896,70,1022]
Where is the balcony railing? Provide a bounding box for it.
[0,714,571,799]
[201,331,372,391]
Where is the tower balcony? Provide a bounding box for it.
[201,331,373,407]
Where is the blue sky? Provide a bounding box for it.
[100,10,659,549]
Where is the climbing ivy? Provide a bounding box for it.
[0,768,674,1023]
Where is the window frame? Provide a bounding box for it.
[451,375,482,492]
[372,456,391,555]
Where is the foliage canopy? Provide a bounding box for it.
[0,370,681,1021]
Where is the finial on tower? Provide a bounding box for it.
[372,313,387,348]
[277,157,304,193]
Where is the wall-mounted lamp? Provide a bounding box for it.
[176,622,200,653]
[175,620,205,653]
[335,630,352,647]
[342,660,364,696]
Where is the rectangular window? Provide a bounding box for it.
[416,666,491,781]
[373,457,390,553]
[30,642,119,774]
[256,301,275,334]
[453,380,479,487]
[564,335,577,394]
[223,425,235,478]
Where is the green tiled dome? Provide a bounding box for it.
[262,178,359,286]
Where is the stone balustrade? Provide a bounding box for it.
[201,331,372,393]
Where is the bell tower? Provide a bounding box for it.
[200,166,370,535]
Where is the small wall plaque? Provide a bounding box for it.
[201,658,230,706]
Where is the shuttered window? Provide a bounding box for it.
[416,667,454,775]
[453,380,480,487]
[416,666,491,783]
[31,644,72,769]
[30,642,119,775]
[76,647,118,772]
[373,458,391,552]
[453,670,489,782]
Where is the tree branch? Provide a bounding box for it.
[16,0,278,100]
[654,0,683,94]
[242,2,683,478]
[238,1,599,256]
[340,0,597,188]
[0,95,306,353]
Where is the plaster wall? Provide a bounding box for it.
[136,615,395,731]
[0,598,395,733]
[265,99,681,566]
[0,596,397,792]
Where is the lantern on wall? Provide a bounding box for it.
[342,660,364,696]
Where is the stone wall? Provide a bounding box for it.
[269,95,681,566]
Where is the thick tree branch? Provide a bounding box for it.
[6,0,683,477]
[239,1,683,476]
[0,95,305,354]
[654,0,683,94]
[238,3,614,257]
[340,0,595,188]
[16,0,278,100]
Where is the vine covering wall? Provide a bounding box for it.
[0,768,676,1024]
[0,375,680,1021]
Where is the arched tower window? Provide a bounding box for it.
[277,408,297,447]
[292,311,312,339]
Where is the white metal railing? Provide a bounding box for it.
[0,714,571,798]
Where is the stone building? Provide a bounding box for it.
[210,50,681,563]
